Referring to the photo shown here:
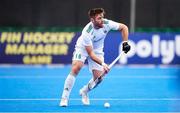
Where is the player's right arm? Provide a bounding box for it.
[85,45,109,73]
[85,46,103,65]
[82,24,109,73]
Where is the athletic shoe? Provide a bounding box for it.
[79,88,90,105]
[59,98,68,107]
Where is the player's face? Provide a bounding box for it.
[92,13,104,28]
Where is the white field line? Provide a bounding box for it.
[1,98,180,101]
[0,75,178,79]
[0,112,180,113]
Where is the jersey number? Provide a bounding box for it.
[75,53,81,59]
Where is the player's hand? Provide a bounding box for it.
[102,62,109,74]
[122,41,131,53]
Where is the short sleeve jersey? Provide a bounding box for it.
[75,18,120,54]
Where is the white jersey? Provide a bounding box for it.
[75,18,120,56]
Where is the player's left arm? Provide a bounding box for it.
[106,19,131,54]
[118,23,131,54]
[118,23,128,42]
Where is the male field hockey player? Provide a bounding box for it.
[60,8,131,107]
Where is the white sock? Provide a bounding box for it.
[81,78,94,93]
[61,73,76,99]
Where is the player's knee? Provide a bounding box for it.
[93,70,103,80]
[71,61,83,75]
[72,65,81,75]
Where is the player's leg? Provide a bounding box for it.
[60,60,83,106]
[60,51,86,107]
[80,69,103,95]
[79,70,103,105]
[79,55,104,105]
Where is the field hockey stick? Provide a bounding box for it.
[89,51,125,89]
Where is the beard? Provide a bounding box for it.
[98,24,103,28]
[94,22,103,28]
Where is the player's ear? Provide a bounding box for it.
[90,18,94,22]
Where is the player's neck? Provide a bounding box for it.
[93,24,102,29]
